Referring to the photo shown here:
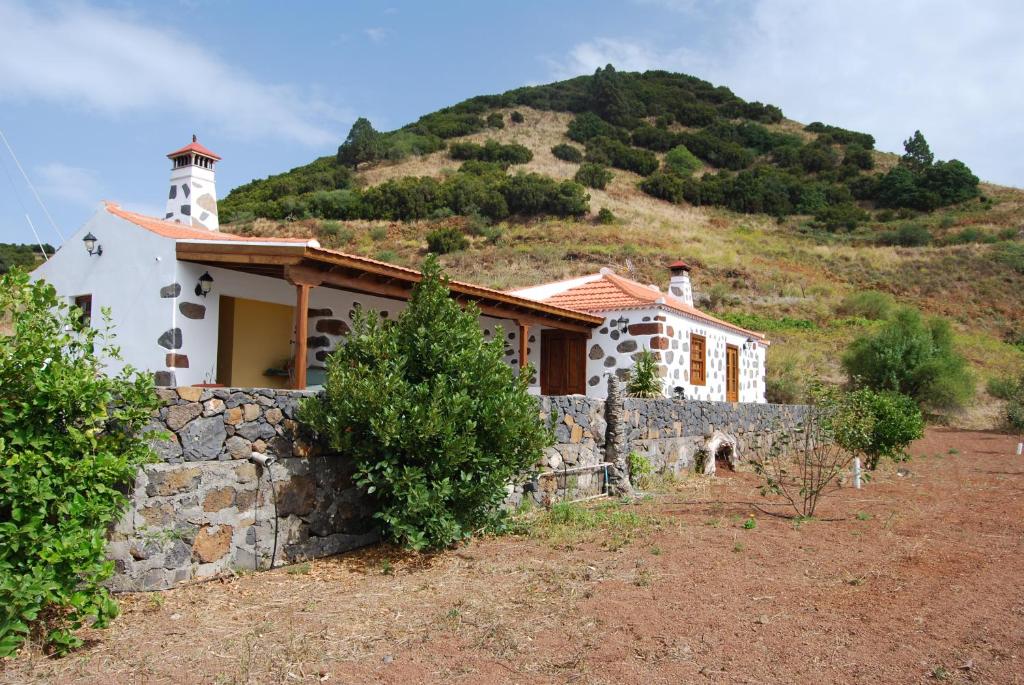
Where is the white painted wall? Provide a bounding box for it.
[580,306,766,403]
[32,206,180,378]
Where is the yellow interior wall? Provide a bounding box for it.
[227,297,295,389]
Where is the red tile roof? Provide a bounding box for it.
[104,202,309,243]
[539,271,765,340]
[166,139,222,161]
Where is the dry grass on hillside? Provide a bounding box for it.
[222,106,1024,426]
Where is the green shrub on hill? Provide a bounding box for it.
[448,139,533,164]
[837,291,896,321]
[426,226,469,254]
[843,306,974,411]
[574,162,614,189]
[551,143,584,163]
[585,136,659,176]
[664,145,701,175]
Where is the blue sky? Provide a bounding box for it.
[2,0,1022,246]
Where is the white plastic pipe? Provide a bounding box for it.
[852,457,862,489]
[1017,442,1023,456]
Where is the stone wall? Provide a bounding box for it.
[622,398,807,475]
[110,387,377,591]
[112,386,806,591]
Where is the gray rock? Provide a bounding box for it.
[160,283,181,298]
[180,417,227,461]
[235,422,260,441]
[157,328,183,350]
[224,436,252,460]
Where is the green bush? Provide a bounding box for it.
[664,145,701,175]
[627,350,663,398]
[842,306,974,411]
[585,136,659,176]
[448,140,533,165]
[843,389,924,469]
[0,270,159,655]
[574,162,614,189]
[987,376,1019,401]
[426,226,469,254]
[337,117,384,168]
[875,223,932,247]
[836,291,895,320]
[814,202,868,231]
[596,207,617,224]
[510,110,525,124]
[300,257,550,550]
[486,112,505,129]
[551,143,584,163]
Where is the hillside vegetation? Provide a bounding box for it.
[218,68,1024,428]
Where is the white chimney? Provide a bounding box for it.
[165,134,221,231]
[668,260,693,306]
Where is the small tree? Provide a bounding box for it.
[844,389,924,470]
[900,130,934,173]
[337,117,383,169]
[0,270,159,655]
[626,350,664,398]
[750,386,873,518]
[664,145,701,175]
[842,306,974,411]
[300,257,551,550]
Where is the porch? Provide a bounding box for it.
[174,241,602,392]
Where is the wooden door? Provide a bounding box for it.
[725,344,739,402]
[540,330,587,395]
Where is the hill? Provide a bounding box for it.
[218,69,1024,428]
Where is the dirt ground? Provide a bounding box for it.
[4,428,1024,684]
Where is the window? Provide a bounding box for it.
[690,333,706,386]
[73,294,92,326]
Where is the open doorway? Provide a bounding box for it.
[714,442,735,472]
[216,296,295,388]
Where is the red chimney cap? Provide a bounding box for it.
[166,136,221,161]
[668,260,691,272]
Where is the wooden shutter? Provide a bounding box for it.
[690,334,706,386]
[541,331,587,395]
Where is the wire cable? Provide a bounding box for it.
[0,128,66,244]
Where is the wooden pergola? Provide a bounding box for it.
[176,241,603,389]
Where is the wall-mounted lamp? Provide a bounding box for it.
[612,315,629,328]
[742,337,756,351]
[82,232,102,257]
[195,271,214,297]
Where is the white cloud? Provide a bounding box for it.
[554,0,1024,186]
[35,162,103,207]
[364,27,388,43]
[0,2,348,147]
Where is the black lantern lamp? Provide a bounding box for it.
[82,232,102,257]
[195,271,214,297]
[742,337,756,351]
[612,315,629,329]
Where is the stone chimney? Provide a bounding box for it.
[668,260,693,306]
[165,134,221,231]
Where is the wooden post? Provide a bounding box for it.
[293,284,310,389]
[518,322,529,371]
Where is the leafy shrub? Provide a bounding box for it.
[987,376,1018,401]
[585,136,659,176]
[510,110,525,123]
[627,452,653,488]
[449,140,533,165]
[0,270,159,655]
[486,112,505,129]
[842,306,974,411]
[664,145,701,175]
[574,162,614,189]
[300,257,550,550]
[627,349,664,398]
[996,242,1024,274]
[426,226,469,254]
[764,353,804,404]
[566,112,630,144]
[676,131,755,170]
[337,117,384,169]
[804,122,876,149]
[842,389,924,469]
[814,202,868,231]
[596,207,616,224]
[551,143,584,163]
[836,291,895,320]
[875,223,932,247]
[639,170,690,204]
[720,312,816,331]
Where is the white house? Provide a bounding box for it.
[510,263,768,402]
[32,137,768,401]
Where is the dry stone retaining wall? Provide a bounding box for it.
[112,386,806,590]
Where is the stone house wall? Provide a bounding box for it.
[113,386,806,591]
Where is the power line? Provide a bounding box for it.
[0,128,66,244]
